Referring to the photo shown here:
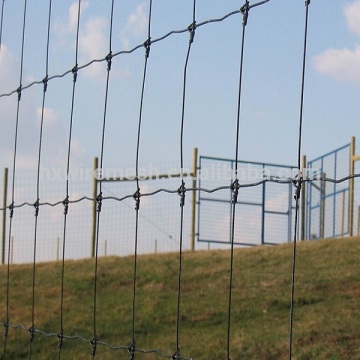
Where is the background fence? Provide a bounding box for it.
[2,137,360,264]
[306,136,360,241]
[0,159,195,264]
[306,143,350,240]
[197,156,298,246]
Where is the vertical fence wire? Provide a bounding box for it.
[289,1,310,359]
[0,0,5,55]
[226,2,271,358]
[58,0,82,357]
[3,0,28,357]
[0,0,7,345]
[28,0,53,358]
[130,1,153,358]
[226,2,249,358]
[91,0,115,358]
[174,1,196,358]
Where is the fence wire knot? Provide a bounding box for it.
[144,38,151,58]
[57,330,64,349]
[34,199,40,217]
[96,192,103,213]
[128,341,135,359]
[42,75,48,92]
[240,1,250,26]
[178,182,186,207]
[172,350,180,360]
[230,179,240,204]
[9,202,14,219]
[292,170,303,201]
[28,324,35,343]
[188,21,196,43]
[105,51,112,71]
[133,188,141,210]
[16,85,22,101]
[90,336,97,357]
[3,320,9,339]
[72,64,78,82]
[63,197,69,215]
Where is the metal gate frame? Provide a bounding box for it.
[197,156,297,246]
[306,143,350,240]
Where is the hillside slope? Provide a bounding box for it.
[0,237,359,359]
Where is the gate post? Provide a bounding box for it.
[349,137,355,237]
[190,148,198,251]
[320,172,326,239]
[349,136,360,237]
[301,155,306,241]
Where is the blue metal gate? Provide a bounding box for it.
[306,143,350,239]
[197,156,297,246]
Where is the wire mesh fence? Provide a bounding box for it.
[0,0,359,359]
[1,161,197,264]
[3,138,358,265]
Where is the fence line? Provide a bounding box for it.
[2,140,358,265]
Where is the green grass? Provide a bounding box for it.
[0,237,359,359]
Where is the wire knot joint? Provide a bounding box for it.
[96,192,103,212]
[178,182,186,207]
[34,199,40,217]
[240,1,250,26]
[144,38,151,58]
[105,51,113,71]
[72,64,78,82]
[188,21,196,43]
[128,341,135,359]
[42,75,48,92]
[133,188,141,210]
[16,85,22,101]
[230,179,240,204]
[63,197,69,215]
[292,170,303,201]
[9,202,14,219]
[57,330,64,349]
[28,324,35,343]
[3,320,9,339]
[90,336,97,357]
[172,350,180,360]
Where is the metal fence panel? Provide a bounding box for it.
[306,143,350,240]
[197,156,297,246]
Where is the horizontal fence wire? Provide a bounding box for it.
[1,171,359,266]
[2,175,360,212]
[0,8,246,100]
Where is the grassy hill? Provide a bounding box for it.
[0,237,359,359]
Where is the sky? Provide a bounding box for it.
[0,0,360,261]
[1,0,359,171]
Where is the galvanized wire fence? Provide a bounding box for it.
[0,0,359,359]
